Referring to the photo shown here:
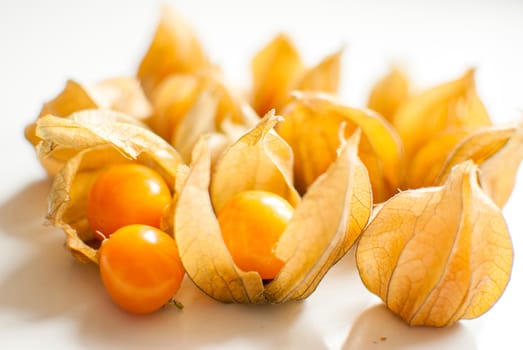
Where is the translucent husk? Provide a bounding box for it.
[174,114,372,303]
[277,92,404,203]
[367,68,523,207]
[406,123,523,207]
[392,69,491,162]
[251,33,342,116]
[147,70,259,162]
[367,67,410,123]
[36,110,183,263]
[25,77,152,175]
[137,6,210,97]
[356,161,513,327]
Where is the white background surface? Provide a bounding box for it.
[1,0,522,349]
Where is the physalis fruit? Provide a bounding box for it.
[99,224,185,314]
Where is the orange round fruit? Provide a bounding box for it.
[98,224,185,314]
[86,163,171,238]
[217,190,294,280]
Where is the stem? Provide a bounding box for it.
[167,297,184,310]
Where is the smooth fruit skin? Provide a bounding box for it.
[99,225,185,314]
[217,190,294,280]
[86,163,172,238]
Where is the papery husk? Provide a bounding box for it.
[408,123,523,207]
[367,67,409,123]
[137,6,209,97]
[25,78,152,175]
[407,127,473,189]
[356,161,513,327]
[210,112,300,213]
[277,92,404,202]
[36,110,183,263]
[251,34,304,116]
[87,77,152,120]
[25,78,151,141]
[250,33,342,116]
[434,123,523,208]
[296,49,342,95]
[148,70,259,161]
[173,89,221,163]
[393,69,491,162]
[35,110,167,175]
[174,118,371,303]
[174,140,266,303]
[174,95,256,165]
[147,73,200,141]
[265,130,372,302]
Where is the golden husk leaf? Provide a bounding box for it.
[35,110,169,175]
[296,49,342,95]
[277,92,404,202]
[367,67,409,123]
[148,73,200,141]
[174,116,371,303]
[251,34,304,116]
[250,34,341,116]
[36,110,183,263]
[265,130,372,302]
[24,78,152,175]
[434,123,523,208]
[393,69,491,162]
[87,77,152,120]
[210,112,300,213]
[407,123,523,207]
[407,127,473,189]
[174,140,266,303]
[137,6,209,97]
[356,161,513,327]
[148,70,259,161]
[173,89,222,163]
[37,80,97,121]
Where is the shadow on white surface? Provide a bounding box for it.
[342,304,477,350]
[0,180,315,349]
[74,285,311,349]
[0,179,51,239]
[0,179,102,322]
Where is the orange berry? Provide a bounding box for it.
[86,163,171,238]
[217,190,293,280]
[99,224,185,314]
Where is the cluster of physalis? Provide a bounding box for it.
[25,7,521,326]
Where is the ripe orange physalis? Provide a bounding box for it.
[217,190,294,280]
[98,224,185,314]
[86,163,172,238]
